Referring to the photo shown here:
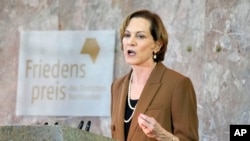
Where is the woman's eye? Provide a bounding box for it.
[137,35,145,39]
[123,34,130,38]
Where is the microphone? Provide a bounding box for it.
[85,121,91,132]
[77,120,84,129]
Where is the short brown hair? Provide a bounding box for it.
[120,9,168,62]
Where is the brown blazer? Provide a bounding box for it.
[111,62,199,141]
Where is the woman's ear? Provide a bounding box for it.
[154,41,162,52]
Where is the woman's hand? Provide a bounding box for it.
[137,113,159,138]
[137,113,179,141]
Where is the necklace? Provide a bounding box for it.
[124,74,136,123]
[124,63,157,123]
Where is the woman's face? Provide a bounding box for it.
[122,17,160,66]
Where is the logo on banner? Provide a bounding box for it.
[81,38,100,63]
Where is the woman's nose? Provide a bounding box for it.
[127,36,136,46]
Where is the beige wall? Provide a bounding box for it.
[0,0,250,140]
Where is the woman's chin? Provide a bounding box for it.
[125,58,136,64]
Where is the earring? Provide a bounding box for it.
[153,53,157,59]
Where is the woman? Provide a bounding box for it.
[111,9,199,141]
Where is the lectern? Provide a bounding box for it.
[0,125,115,141]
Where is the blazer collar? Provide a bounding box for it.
[127,62,166,140]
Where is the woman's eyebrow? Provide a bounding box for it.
[125,30,147,34]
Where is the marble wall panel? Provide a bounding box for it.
[202,0,250,140]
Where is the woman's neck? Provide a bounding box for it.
[131,62,157,85]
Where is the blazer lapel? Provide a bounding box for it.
[127,63,166,141]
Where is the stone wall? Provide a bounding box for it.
[0,0,249,140]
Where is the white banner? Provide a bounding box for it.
[16,31,115,116]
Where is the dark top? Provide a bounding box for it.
[124,98,138,141]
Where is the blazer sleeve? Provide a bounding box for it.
[171,77,199,141]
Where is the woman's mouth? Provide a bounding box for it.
[127,50,136,56]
